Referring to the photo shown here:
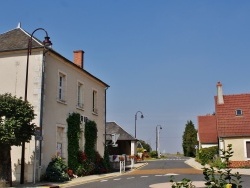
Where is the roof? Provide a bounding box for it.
[106,122,136,141]
[198,114,217,144]
[0,27,109,88]
[215,94,250,137]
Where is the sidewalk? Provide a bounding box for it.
[13,158,250,188]
[13,162,147,188]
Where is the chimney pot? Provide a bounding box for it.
[217,81,224,104]
[73,50,84,69]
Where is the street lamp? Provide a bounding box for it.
[21,28,52,184]
[134,111,144,138]
[156,125,162,158]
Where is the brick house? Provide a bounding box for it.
[198,82,250,167]
[0,25,109,182]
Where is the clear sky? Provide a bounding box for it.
[1,1,250,154]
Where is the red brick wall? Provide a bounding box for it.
[229,161,250,168]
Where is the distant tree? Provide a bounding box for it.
[0,93,36,186]
[182,120,198,157]
[138,140,152,152]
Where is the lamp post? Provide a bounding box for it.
[21,28,52,184]
[134,111,144,138]
[156,125,162,158]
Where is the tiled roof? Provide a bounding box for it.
[198,115,217,144]
[0,28,42,51]
[106,122,136,141]
[0,27,109,87]
[215,94,250,137]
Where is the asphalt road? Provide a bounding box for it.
[69,157,250,188]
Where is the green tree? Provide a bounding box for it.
[138,140,152,152]
[182,120,197,157]
[0,93,35,186]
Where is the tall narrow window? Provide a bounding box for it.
[246,141,250,158]
[92,90,98,114]
[77,82,84,108]
[58,72,66,102]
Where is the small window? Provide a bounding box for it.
[58,72,66,102]
[77,82,84,109]
[235,109,243,116]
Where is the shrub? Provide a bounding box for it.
[150,150,158,158]
[198,146,218,165]
[45,156,70,182]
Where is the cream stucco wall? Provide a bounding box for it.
[221,137,250,161]
[0,50,44,182]
[41,52,107,173]
[0,49,107,182]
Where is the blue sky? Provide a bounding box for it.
[1,1,250,153]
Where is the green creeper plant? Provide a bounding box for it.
[84,120,97,162]
[67,112,81,172]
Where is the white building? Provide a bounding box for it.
[0,25,109,182]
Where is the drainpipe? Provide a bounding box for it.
[105,86,109,148]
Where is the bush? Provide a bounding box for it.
[45,156,70,182]
[198,146,218,165]
[150,150,158,158]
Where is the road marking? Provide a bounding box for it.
[141,176,148,178]
[100,180,108,182]
[164,173,179,176]
[155,175,163,176]
[113,178,121,181]
[127,177,135,179]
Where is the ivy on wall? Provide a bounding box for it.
[84,120,97,162]
[67,112,81,172]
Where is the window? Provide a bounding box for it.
[77,82,84,109]
[246,141,250,158]
[58,72,66,102]
[235,109,243,116]
[92,90,98,114]
[57,143,62,157]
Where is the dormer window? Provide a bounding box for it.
[235,109,243,116]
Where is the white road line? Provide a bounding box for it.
[113,178,121,181]
[164,173,179,176]
[155,175,163,176]
[127,177,135,179]
[141,176,148,178]
[100,180,108,182]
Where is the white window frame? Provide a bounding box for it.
[244,139,250,159]
[235,109,243,116]
[77,81,84,109]
[58,71,67,103]
[92,89,98,114]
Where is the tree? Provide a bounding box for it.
[138,140,152,152]
[182,120,197,157]
[0,93,35,186]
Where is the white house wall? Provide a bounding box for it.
[0,50,44,182]
[0,50,107,182]
[40,52,106,174]
[223,137,250,161]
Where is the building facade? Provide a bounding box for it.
[0,25,109,182]
[198,82,250,167]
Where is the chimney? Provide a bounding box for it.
[217,81,224,104]
[73,50,84,69]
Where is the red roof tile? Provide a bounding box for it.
[198,115,217,144]
[215,94,250,137]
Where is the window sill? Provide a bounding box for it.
[57,99,67,105]
[76,106,84,111]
